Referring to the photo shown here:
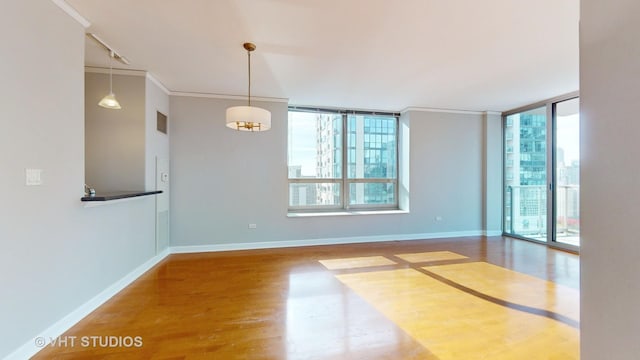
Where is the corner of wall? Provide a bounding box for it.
[399,112,411,211]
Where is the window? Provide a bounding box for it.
[503,93,580,248]
[288,108,399,211]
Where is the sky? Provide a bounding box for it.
[288,112,324,176]
[557,113,580,164]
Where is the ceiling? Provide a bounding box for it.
[67,0,579,112]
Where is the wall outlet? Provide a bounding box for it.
[248,224,257,229]
[435,216,443,222]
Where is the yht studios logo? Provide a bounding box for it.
[36,335,143,348]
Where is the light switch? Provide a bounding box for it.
[26,168,43,186]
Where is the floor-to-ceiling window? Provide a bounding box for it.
[504,106,548,240]
[554,98,580,246]
[503,93,579,249]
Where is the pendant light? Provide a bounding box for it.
[98,50,121,110]
[225,43,271,131]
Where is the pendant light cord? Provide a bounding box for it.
[247,49,251,107]
[109,51,114,94]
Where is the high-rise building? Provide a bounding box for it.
[504,111,547,235]
[315,114,397,206]
[314,113,341,205]
[288,166,319,207]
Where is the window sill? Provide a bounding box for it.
[287,209,409,218]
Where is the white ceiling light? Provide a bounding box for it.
[98,50,121,110]
[87,33,127,110]
[226,43,271,132]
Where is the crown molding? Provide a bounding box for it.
[401,107,503,116]
[84,68,286,102]
[51,0,90,28]
[84,66,146,77]
[289,104,400,114]
[170,91,289,103]
[81,70,505,113]
[146,73,171,96]
[401,107,485,115]
[85,68,170,96]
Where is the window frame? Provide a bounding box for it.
[502,91,580,252]
[288,107,400,212]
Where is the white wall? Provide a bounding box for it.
[408,110,484,232]
[145,77,171,253]
[170,97,489,247]
[170,97,290,246]
[580,0,640,358]
[85,72,146,192]
[0,2,159,358]
[483,112,503,233]
[145,77,170,191]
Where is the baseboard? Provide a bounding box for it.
[5,248,170,360]
[483,230,503,236]
[170,230,486,254]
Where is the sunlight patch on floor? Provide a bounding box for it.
[395,251,469,263]
[335,268,579,359]
[319,256,396,270]
[425,262,579,322]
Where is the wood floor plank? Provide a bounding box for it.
[32,236,578,359]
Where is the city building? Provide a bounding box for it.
[504,110,548,236]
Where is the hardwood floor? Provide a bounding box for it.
[33,236,579,359]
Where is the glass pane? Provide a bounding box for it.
[349,182,396,205]
[555,98,580,246]
[347,115,397,179]
[288,111,342,179]
[289,183,340,207]
[504,106,548,241]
